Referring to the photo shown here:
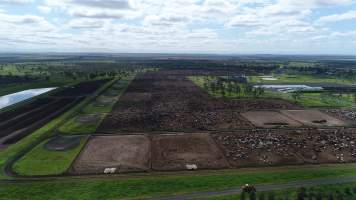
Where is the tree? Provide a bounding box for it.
[328,193,334,200]
[241,191,246,200]
[268,192,275,200]
[335,191,343,200]
[234,83,241,96]
[316,192,323,200]
[292,90,302,102]
[249,191,256,200]
[227,81,233,95]
[297,187,306,200]
[259,192,265,200]
[344,187,352,196]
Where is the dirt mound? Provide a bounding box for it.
[44,135,82,151]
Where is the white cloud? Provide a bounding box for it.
[0,0,33,5]
[68,18,105,28]
[37,5,52,13]
[317,10,356,24]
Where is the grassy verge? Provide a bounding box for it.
[12,136,88,176]
[194,182,356,200]
[2,164,356,199]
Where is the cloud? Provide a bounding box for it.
[317,10,356,24]
[0,0,355,54]
[0,0,32,5]
[68,18,105,28]
[143,15,190,26]
[72,0,131,9]
[37,5,52,13]
[70,9,125,19]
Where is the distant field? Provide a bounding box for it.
[249,74,356,86]
[190,76,356,108]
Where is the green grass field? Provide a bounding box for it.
[12,136,88,176]
[2,164,356,199]
[249,74,356,86]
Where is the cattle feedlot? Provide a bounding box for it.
[2,55,356,200]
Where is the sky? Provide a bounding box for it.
[0,0,356,54]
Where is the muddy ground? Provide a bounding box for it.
[99,70,298,133]
[71,135,151,174]
[151,133,229,171]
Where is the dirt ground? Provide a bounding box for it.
[151,133,229,171]
[241,111,302,128]
[70,135,150,174]
[281,110,347,127]
[98,70,298,133]
[213,128,356,167]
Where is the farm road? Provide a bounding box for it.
[148,175,356,200]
